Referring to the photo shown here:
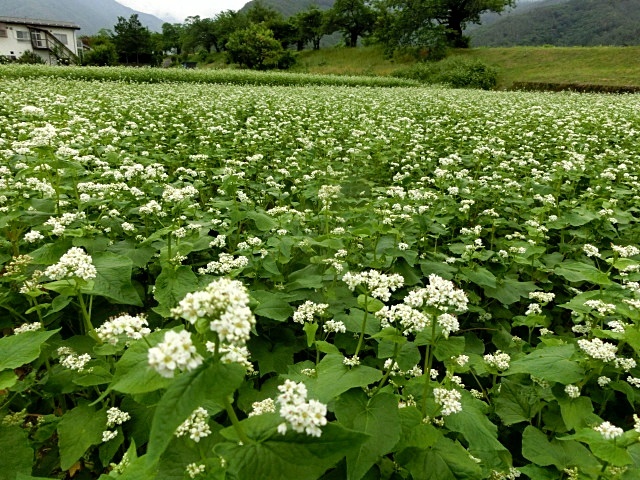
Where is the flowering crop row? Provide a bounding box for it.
[2,72,640,479]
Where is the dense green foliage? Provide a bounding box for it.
[471,0,640,46]
[392,56,498,89]
[3,67,640,479]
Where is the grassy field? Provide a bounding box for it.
[292,45,640,89]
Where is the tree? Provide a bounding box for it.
[376,0,514,48]
[325,0,376,47]
[292,7,326,50]
[182,16,218,53]
[112,14,152,64]
[212,11,249,52]
[82,43,118,66]
[225,23,293,70]
[159,22,184,54]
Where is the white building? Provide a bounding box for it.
[0,16,81,64]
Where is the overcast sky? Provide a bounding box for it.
[116,0,248,22]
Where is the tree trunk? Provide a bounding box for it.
[349,31,358,47]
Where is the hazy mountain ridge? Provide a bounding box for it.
[0,0,166,35]
[470,0,640,46]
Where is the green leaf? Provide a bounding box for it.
[445,391,510,466]
[460,266,497,289]
[303,322,319,348]
[0,329,60,370]
[251,337,296,376]
[560,429,633,466]
[286,265,325,290]
[0,370,17,389]
[87,252,142,306]
[506,345,584,384]
[303,354,383,404]
[357,294,385,313]
[246,210,277,231]
[558,397,596,431]
[252,291,293,322]
[108,240,156,268]
[57,404,107,470]
[521,426,599,471]
[0,425,33,480]
[216,422,368,480]
[334,391,402,480]
[146,361,245,462]
[110,330,173,394]
[397,436,483,480]
[484,277,537,305]
[494,379,542,426]
[153,265,198,312]
[554,260,611,285]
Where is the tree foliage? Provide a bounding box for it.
[112,14,152,64]
[225,23,294,70]
[325,0,376,47]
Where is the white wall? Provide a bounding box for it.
[0,23,78,63]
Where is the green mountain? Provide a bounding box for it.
[238,0,335,18]
[470,0,640,46]
[0,0,166,35]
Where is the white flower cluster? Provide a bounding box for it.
[323,319,346,333]
[433,388,463,416]
[276,380,327,437]
[583,244,601,258]
[593,421,623,440]
[564,385,580,398]
[102,407,131,442]
[584,300,616,315]
[148,330,203,378]
[405,274,468,313]
[248,398,276,417]
[44,247,96,281]
[24,230,44,243]
[172,278,255,347]
[437,313,460,338]
[197,253,248,275]
[377,303,430,336]
[13,322,42,334]
[342,270,404,302]
[175,407,211,442]
[577,338,617,362]
[484,350,511,371]
[293,301,329,324]
[206,342,254,373]
[96,313,150,346]
[57,347,92,372]
[44,211,86,236]
[528,291,555,303]
[162,184,199,203]
[612,244,640,258]
[186,463,206,478]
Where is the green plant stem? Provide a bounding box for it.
[421,319,438,416]
[353,295,369,358]
[224,397,251,445]
[77,292,99,342]
[373,342,399,394]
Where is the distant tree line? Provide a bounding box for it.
[80,0,514,69]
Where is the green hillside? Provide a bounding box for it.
[292,45,640,89]
[471,0,640,46]
[239,0,335,17]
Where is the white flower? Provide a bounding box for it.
[293,301,329,324]
[44,247,96,281]
[342,270,404,302]
[593,421,623,440]
[14,322,42,334]
[106,407,131,428]
[583,244,601,258]
[248,398,276,417]
[148,330,203,378]
[597,376,611,387]
[172,278,255,347]
[437,313,459,338]
[323,319,346,333]
[175,407,211,442]
[102,430,118,442]
[612,244,640,258]
[577,338,617,362]
[96,313,150,345]
[24,230,44,243]
[186,463,205,478]
[433,388,462,416]
[276,380,327,437]
[484,350,511,371]
[564,384,580,398]
[376,304,430,336]
[404,274,468,313]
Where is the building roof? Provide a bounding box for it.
[0,16,80,30]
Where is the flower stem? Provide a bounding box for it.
[354,295,369,358]
[421,319,437,416]
[224,397,251,445]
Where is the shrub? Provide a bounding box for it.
[82,43,118,66]
[17,51,45,65]
[393,56,498,90]
[226,24,294,70]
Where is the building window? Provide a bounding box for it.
[53,33,68,45]
[16,30,29,41]
[0,24,7,38]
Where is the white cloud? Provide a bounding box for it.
[116,0,247,22]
